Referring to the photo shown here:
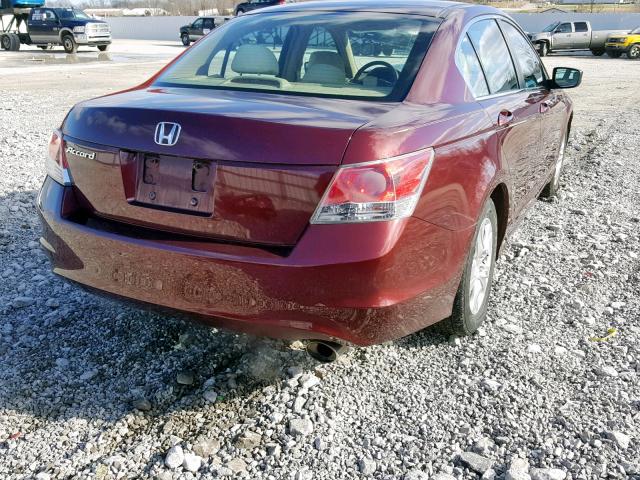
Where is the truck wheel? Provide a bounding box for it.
[97,45,109,52]
[441,199,498,336]
[235,8,245,15]
[181,33,190,46]
[62,34,77,54]
[538,42,548,57]
[8,33,20,51]
[607,50,622,58]
[628,44,640,60]
[1,34,11,51]
[590,48,605,56]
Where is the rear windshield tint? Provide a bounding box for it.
[155,11,440,101]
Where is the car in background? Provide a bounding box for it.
[234,0,291,16]
[38,1,582,361]
[179,16,229,46]
[605,27,640,59]
[528,20,627,57]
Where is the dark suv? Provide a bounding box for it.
[235,0,290,16]
[180,16,228,46]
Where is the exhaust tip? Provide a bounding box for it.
[306,340,347,363]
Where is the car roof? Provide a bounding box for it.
[249,0,492,18]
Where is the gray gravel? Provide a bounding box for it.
[1,47,639,479]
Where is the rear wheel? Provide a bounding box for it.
[1,34,11,51]
[97,45,109,52]
[628,44,640,60]
[540,131,567,198]
[590,48,605,56]
[62,34,77,54]
[181,33,190,46]
[441,199,498,336]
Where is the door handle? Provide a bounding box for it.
[498,110,514,127]
[540,102,551,114]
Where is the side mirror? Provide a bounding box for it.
[551,67,582,89]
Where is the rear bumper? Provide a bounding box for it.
[38,177,472,346]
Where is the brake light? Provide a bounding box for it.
[311,148,434,224]
[278,0,285,4]
[46,130,73,186]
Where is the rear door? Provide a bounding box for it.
[189,18,203,41]
[573,22,590,49]
[499,19,563,195]
[466,19,542,219]
[551,22,574,50]
[202,18,215,36]
[42,9,61,44]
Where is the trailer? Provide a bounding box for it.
[1,2,111,53]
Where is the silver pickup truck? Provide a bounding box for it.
[528,21,627,57]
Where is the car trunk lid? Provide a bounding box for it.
[61,87,394,246]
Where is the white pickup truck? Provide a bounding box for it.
[528,21,627,57]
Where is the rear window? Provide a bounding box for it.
[155,11,440,101]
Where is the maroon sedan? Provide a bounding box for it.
[39,0,581,361]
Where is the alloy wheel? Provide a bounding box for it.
[629,45,640,60]
[469,217,493,315]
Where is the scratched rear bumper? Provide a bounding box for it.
[37,177,465,346]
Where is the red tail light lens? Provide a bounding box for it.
[46,130,73,186]
[311,148,434,224]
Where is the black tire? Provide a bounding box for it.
[607,50,622,58]
[538,42,548,57]
[540,130,568,198]
[590,48,605,56]
[1,34,11,51]
[382,46,393,56]
[235,8,245,16]
[10,33,20,51]
[181,33,190,46]
[62,34,77,54]
[628,44,640,60]
[97,45,109,52]
[441,199,498,336]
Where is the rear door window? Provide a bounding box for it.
[574,22,588,33]
[467,19,519,94]
[499,20,545,89]
[455,34,489,97]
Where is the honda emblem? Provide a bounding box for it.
[154,122,181,146]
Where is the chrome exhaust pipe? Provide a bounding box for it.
[306,340,348,363]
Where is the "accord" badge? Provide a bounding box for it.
[65,146,96,160]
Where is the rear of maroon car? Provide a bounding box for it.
[37,7,464,345]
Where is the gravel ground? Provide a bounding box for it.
[0,47,639,479]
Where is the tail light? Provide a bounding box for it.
[46,130,73,186]
[278,0,285,4]
[311,148,434,224]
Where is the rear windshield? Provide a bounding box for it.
[155,11,440,101]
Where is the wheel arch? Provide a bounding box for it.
[489,183,509,253]
[59,28,74,41]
